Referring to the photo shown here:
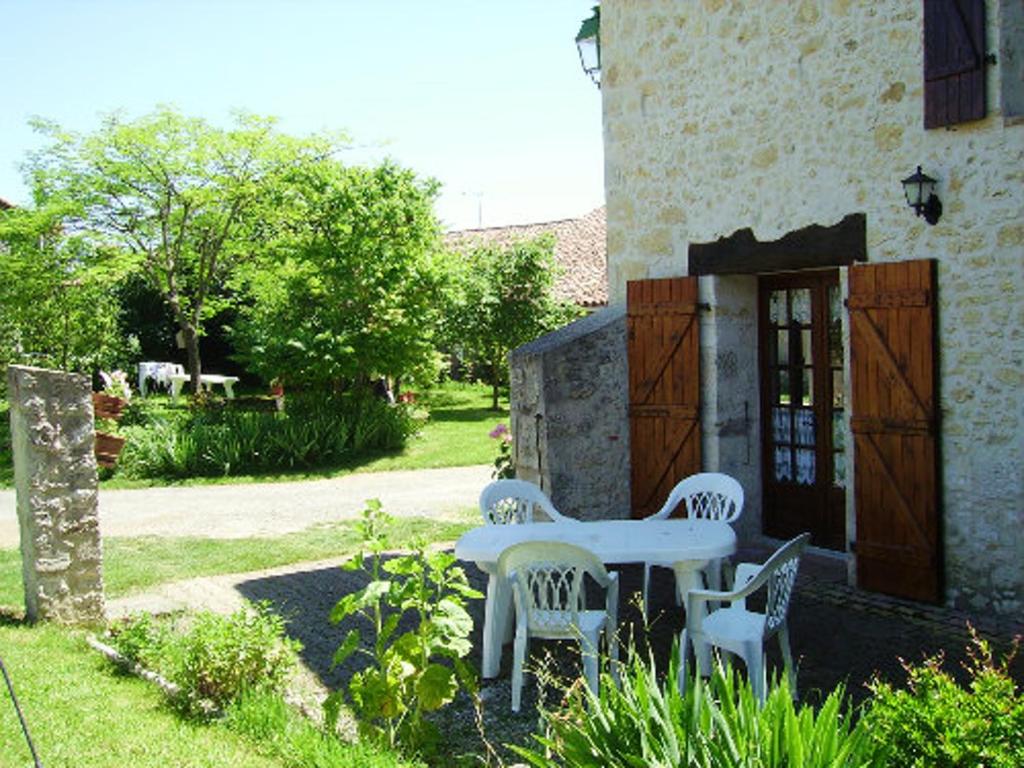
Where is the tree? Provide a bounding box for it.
[444,235,581,410]
[229,160,445,390]
[24,107,335,390]
[0,201,130,378]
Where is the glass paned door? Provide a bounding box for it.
[759,271,845,550]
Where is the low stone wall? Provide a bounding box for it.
[510,306,631,521]
[8,365,104,623]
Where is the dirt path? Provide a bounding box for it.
[0,464,491,548]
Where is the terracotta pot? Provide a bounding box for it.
[94,431,127,468]
[92,392,127,421]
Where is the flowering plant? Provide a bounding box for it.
[489,423,515,479]
[99,369,132,402]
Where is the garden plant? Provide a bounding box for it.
[325,499,483,760]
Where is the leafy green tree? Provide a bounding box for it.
[23,107,335,390]
[0,201,130,377]
[444,234,581,410]
[229,160,444,391]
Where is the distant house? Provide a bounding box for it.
[445,206,608,309]
[0,197,13,210]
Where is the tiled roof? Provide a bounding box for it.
[444,206,608,307]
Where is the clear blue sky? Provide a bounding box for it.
[0,0,604,231]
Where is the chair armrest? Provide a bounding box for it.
[685,561,768,616]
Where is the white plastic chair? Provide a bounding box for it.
[479,479,576,525]
[498,541,620,712]
[642,472,744,614]
[677,532,810,702]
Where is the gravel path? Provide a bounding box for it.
[0,464,491,548]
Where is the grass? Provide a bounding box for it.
[95,380,508,490]
[0,621,287,768]
[0,620,419,768]
[0,511,477,606]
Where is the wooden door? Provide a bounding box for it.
[759,271,846,550]
[849,259,941,603]
[627,277,701,519]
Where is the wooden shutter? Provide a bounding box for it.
[849,259,941,603]
[627,277,701,519]
[924,0,986,128]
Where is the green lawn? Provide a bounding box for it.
[0,621,287,768]
[0,620,418,768]
[0,511,476,606]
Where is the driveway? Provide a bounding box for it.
[0,465,491,548]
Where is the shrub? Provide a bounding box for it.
[107,601,302,717]
[513,644,878,768]
[173,602,302,715]
[116,390,416,479]
[863,629,1023,768]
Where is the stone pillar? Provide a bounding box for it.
[8,365,104,623]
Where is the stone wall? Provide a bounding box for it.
[8,365,104,622]
[601,0,1024,613]
[510,307,630,520]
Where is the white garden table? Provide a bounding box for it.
[168,373,240,401]
[455,518,737,678]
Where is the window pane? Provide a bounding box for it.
[777,369,790,404]
[795,409,816,446]
[769,290,787,325]
[800,329,813,365]
[773,407,791,443]
[832,410,845,448]
[833,452,846,487]
[774,447,793,482]
[832,369,844,409]
[792,289,811,324]
[776,329,789,365]
[802,368,814,406]
[828,285,843,366]
[795,449,816,485]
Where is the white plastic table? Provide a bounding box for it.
[455,518,737,678]
[168,373,240,401]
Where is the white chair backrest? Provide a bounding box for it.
[732,533,809,634]
[479,479,572,524]
[498,541,611,632]
[649,472,744,522]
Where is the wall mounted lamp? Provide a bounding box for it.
[901,165,942,225]
[575,6,601,88]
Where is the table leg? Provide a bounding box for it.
[674,560,712,672]
[223,381,236,399]
[170,378,183,402]
[481,567,513,679]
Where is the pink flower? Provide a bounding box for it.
[489,423,509,440]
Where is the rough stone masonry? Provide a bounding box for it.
[8,365,104,622]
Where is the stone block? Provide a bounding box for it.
[8,365,105,623]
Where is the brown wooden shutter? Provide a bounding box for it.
[627,277,701,519]
[849,259,941,603]
[924,0,986,128]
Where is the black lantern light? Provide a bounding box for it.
[901,165,942,225]
[575,6,601,88]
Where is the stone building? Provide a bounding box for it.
[445,206,608,309]
[516,0,1022,616]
